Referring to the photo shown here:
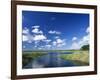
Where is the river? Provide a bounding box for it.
[23,52,76,69]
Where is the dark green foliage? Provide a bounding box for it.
[80,44,89,50]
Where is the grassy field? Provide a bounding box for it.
[22,51,47,67]
[60,51,89,66]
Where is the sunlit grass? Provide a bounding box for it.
[60,51,89,66]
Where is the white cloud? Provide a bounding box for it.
[32,25,43,34]
[32,25,40,29]
[83,35,89,42]
[52,38,66,47]
[22,27,31,42]
[34,45,37,48]
[22,27,29,34]
[57,43,66,47]
[28,40,32,43]
[70,34,90,49]
[70,27,90,50]
[48,30,61,35]
[45,44,51,48]
[70,42,80,49]
[52,41,57,46]
[48,30,55,34]
[32,28,43,34]
[79,34,89,47]
[55,36,60,39]
[34,41,39,48]
[39,31,43,34]
[22,35,28,41]
[33,34,47,41]
[72,37,77,41]
[79,26,90,47]
[22,34,33,43]
[56,31,61,34]
[86,27,90,33]
[43,39,51,43]
[38,48,42,50]
[61,42,66,46]
[32,28,38,33]
[56,38,63,44]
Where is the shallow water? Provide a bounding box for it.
[23,52,76,69]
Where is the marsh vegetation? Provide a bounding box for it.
[22,49,89,69]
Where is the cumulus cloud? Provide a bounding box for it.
[52,38,66,48]
[70,35,89,49]
[55,36,60,39]
[22,34,33,43]
[38,47,42,50]
[32,25,40,29]
[70,42,80,49]
[22,25,68,50]
[31,25,47,41]
[57,43,66,47]
[52,41,57,46]
[43,39,51,43]
[22,27,29,34]
[28,40,32,43]
[45,44,51,48]
[72,37,77,41]
[79,27,90,47]
[86,27,90,33]
[33,34,47,41]
[22,25,48,50]
[79,34,89,47]
[48,30,61,35]
[32,25,43,34]
[22,27,33,43]
[34,41,39,48]
[32,28,43,34]
[22,35,28,41]
[56,39,63,44]
[70,26,90,50]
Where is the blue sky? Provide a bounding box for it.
[22,11,90,50]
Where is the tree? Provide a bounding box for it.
[80,44,89,50]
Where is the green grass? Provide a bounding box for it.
[60,51,89,66]
[22,52,47,67]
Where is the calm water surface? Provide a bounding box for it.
[23,52,76,69]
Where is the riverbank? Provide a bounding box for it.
[22,52,47,68]
[60,51,89,66]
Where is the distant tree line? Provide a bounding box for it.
[80,44,89,50]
